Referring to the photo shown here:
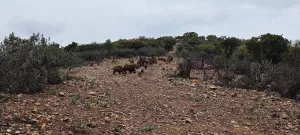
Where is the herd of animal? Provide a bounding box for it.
[112,55,174,77]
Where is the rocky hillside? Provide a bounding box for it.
[1,58,300,135]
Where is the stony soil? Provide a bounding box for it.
[1,58,300,135]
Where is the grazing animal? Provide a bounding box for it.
[148,57,157,65]
[158,57,167,62]
[138,69,144,77]
[89,62,94,66]
[136,56,150,69]
[137,61,148,69]
[167,56,173,64]
[113,66,125,74]
[132,63,140,69]
[123,64,136,73]
[137,57,146,63]
[129,59,134,63]
[137,61,143,66]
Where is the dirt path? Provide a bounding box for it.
[168,43,179,55]
[1,58,300,135]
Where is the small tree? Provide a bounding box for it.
[245,37,261,60]
[0,33,47,92]
[206,35,218,43]
[246,33,289,64]
[222,37,241,60]
[103,39,113,55]
[0,32,85,92]
[61,52,85,80]
[199,36,205,41]
[64,42,78,52]
[221,37,241,69]
[260,33,289,64]
[249,60,277,90]
[182,32,200,45]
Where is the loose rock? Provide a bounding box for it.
[209,85,218,90]
[104,117,111,123]
[15,131,21,134]
[184,118,192,123]
[59,92,65,97]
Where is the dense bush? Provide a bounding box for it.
[249,60,278,90]
[137,46,167,56]
[195,44,216,54]
[271,63,300,99]
[245,33,289,64]
[174,32,300,99]
[0,33,47,92]
[113,49,137,58]
[229,49,252,75]
[47,69,63,84]
[271,44,300,99]
[0,33,83,93]
[64,42,78,52]
[74,42,104,52]
[67,36,174,60]
[222,37,241,59]
[1,31,300,100]
[79,50,108,61]
[212,55,226,69]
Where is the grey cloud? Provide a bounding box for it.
[0,0,299,45]
[243,0,299,8]
[6,17,66,38]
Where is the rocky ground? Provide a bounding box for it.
[1,58,300,135]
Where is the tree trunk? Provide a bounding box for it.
[177,59,192,78]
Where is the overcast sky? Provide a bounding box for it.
[0,0,299,46]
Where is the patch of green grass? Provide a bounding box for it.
[139,125,155,132]
[49,90,57,95]
[89,79,95,89]
[78,120,84,128]
[99,101,108,108]
[33,96,38,102]
[83,103,91,110]
[113,125,122,135]
[249,102,268,115]
[69,76,85,81]
[201,108,208,112]
[70,94,81,105]
[188,96,202,102]
[12,113,21,122]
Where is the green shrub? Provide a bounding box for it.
[0,33,47,93]
[0,33,84,93]
[79,50,108,61]
[245,33,289,64]
[219,72,235,86]
[137,47,167,56]
[47,69,62,84]
[195,44,216,55]
[229,49,252,75]
[271,63,300,99]
[113,49,136,58]
[212,55,227,69]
